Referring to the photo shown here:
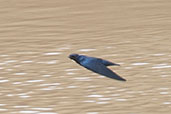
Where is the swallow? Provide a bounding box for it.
[68,54,126,81]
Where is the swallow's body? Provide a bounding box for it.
[69,54,126,81]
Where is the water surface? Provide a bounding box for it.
[0,0,171,114]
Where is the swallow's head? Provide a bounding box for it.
[68,54,79,61]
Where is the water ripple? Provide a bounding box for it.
[26,80,44,83]
[66,86,78,88]
[87,94,103,98]
[73,77,92,81]
[152,54,166,56]
[79,49,96,52]
[163,102,171,105]
[39,83,61,86]
[0,104,6,106]
[14,106,30,108]
[0,108,8,111]
[43,52,61,55]
[21,61,33,63]
[0,80,9,83]
[31,108,53,111]
[83,100,96,103]
[115,99,127,101]
[87,112,99,114]
[14,73,27,75]
[98,98,112,101]
[96,102,109,104]
[65,69,79,71]
[131,63,149,66]
[37,112,57,114]
[152,64,171,69]
[160,92,169,95]
[19,111,39,114]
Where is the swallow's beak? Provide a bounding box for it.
[68,55,73,59]
[68,54,78,60]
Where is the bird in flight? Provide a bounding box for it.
[68,54,126,81]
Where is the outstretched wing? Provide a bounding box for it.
[81,60,126,81]
[100,59,120,66]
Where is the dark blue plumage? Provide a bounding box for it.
[69,54,126,81]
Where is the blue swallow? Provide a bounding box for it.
[69,54,126,81]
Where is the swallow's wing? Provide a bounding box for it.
[100,59,120,66]
[81,60,126,81]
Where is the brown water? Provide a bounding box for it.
[0,0,171,114]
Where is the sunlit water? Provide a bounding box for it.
[0,0,171,114]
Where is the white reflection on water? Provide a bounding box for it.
[13,82,22,85]
[79,49,96,52]
[39,83,61,86]
[161,75,169,78]
[87,112,99,114]
[5,60,17,63]
[107,87,116,90]
[0,104,6,106]
[13,65,21,68]
[42,74,52,77]
[65,68,80,76]
[46,60,58,64]
[19,111,39,114]
[6,69,13,71]
[152,64,171,69]
[163,102,171,105]
[66,86,78,88]
[21,61,33,63]
[0,62,7,65]
[111,94,120,97]
[96,102,109,104]
[39,86,57,91]
[31,108,53,111]
[152,53,165,56]
[0,109,8,111]
[160,92,169,95]
[83,100,96,103]
[158,88,169,90]
[14,73,27,75]
[14,106,30,108]
[7,94,14,97]
[73,77,92,81]
[26,80,44,83]
[38,82,62,90]
[17,92,33,98]
[43,52,61,55]
[38,82,61,90]
[37,112,57,114]
[19,95,30,98]
[0,80,9,83]
[37,60,58,64]
[0,55,9,57]
[124,67,133,69]
[98,98,112,101]
[66,72,75,75]
[117,89,127,92]
[115,99,127,101]
[65,69,80,71]
[131,63,149,66]
[87,94,103,98]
